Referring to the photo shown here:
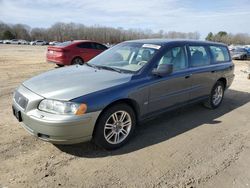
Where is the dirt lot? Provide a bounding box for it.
[0,44,250,188]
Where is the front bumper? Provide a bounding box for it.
[13,85,101,144]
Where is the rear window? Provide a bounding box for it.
[56,41,73,47]
[77,42,93,49]
[209,46,230,62]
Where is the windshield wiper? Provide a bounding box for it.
[85,63,133,74]
[85,62,98,69]
[95,65,122,73]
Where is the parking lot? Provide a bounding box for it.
[0,44,250,188]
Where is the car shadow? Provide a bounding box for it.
[55,89,250,158]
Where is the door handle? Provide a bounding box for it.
[185,74,192,79]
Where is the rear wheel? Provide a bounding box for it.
[203,81,225,109]
[72,57,84,65]
[93,103,136,150]
[56,64,64,67]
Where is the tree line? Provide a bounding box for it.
[2,21,249,45]
[206,31,250,45]
[0,21,200,44]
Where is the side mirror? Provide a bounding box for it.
[152,64,173,77]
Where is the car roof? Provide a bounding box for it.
[124,39,227,47]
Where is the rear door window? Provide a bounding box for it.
[189,46,210,67]
[209,46,230,62]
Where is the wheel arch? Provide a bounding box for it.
[217,77,227,89]
[92,98,140,137]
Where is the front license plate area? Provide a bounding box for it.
[12,106,23,122]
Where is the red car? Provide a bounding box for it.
[46,40,108,66]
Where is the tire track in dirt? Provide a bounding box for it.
[153,133,248,188]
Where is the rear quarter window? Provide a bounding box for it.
[209,46,230,63]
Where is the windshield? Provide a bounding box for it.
[87,43,160,73]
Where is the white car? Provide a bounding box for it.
[10,39,21,45]
[30,40,47,45]
[3,40,11,44]
[19,40,29,45]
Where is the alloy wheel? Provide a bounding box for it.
[104,111,132,144]
[212,85,223,106]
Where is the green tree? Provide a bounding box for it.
[205,32,213,41]
[217,31,227,37]
[3,30,15,39]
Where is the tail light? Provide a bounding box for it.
[47,48,70,57]
[56,51,63,56]
[58,49,70,56]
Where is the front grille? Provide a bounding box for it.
[14,91,29,110]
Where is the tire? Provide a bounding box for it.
[56,64,64,67]
[203,81,225,109]
[93,103,136,150]
[71,57,84,65]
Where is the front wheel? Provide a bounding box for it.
[203,81,225,109]
[93,103,136,150]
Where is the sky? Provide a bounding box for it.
[0,0,250,38]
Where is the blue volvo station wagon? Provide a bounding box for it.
[12,39,235,150]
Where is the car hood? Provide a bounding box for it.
[23,65,132,100]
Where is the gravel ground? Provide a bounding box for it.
[0,44,250,188]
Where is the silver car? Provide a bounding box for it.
[12,39,235,150]
[3,40,11,44]
[30,40,47,45]
[10,39,21,45]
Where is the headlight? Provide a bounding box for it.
[38,99,87,115]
